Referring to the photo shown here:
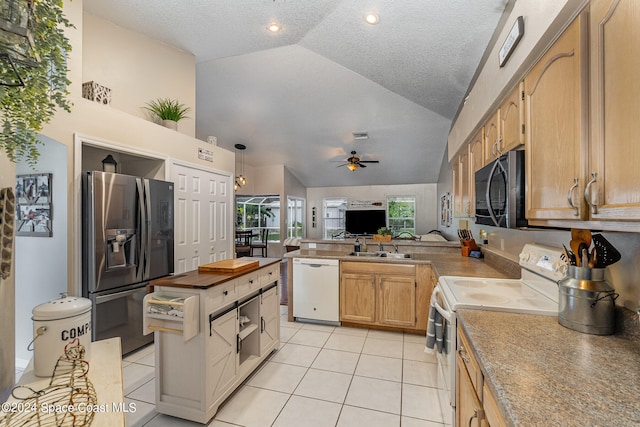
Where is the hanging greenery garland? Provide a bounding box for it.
[0,0,73,165]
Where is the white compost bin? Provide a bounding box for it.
[31,294,92,377]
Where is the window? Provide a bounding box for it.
[387,196,416,235]
[287,197,305,239]
[323,198,347,239]
[236,195,280,242]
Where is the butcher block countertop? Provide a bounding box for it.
[150,257,281,289]
[458,309,640,427]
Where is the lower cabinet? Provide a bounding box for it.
[152,265,280,424]
[457,326,506,427]
[340,261,430,331]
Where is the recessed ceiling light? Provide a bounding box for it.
[267,22,281,33]
[365,13,379,25]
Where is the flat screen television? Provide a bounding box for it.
[345,209,386,236]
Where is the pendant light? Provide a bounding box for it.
[234,144,247,190]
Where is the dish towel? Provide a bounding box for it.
[425,303,446,354]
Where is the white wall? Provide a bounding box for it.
[306,184,438,240]
[0,153,16,400]
[82,12,196,137]
[448,0,588,158]
[14,137,69,368]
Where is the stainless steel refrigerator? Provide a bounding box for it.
[82,171,174,355]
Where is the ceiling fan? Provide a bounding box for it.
[335,150,380,171]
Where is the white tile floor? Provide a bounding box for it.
[122,306,448,427]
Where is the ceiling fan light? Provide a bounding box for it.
[365,13,379,25]
[347,163,357,171]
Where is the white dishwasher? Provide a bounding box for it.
[292,258,340,324]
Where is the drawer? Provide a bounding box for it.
[259,263,279,287]
[458,327,483,397]
[237,272,260,297]
[208,280,238,312]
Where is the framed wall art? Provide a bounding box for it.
[440,192,451,227]
[15,173,52,237]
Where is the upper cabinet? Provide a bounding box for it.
[524,14,588,221]
[500,83,525,154]
[588,0,640,220]
[468,128,484,218]
[483,109,501,164]
[483,84,524,166]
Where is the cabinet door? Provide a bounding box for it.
[524,15,588,220]
[459,150,470,218]
[457,353,485,427]
[500,83,524,153]
[206,309,238,405]
[340,272,376,324]
[483,109,501,165]
[589,0,640,220]
[468,129,485,218]
[260,285,279,355]
[377,275,416,327]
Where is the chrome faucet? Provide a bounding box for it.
[378,242,384,251]
[393,244,398,253]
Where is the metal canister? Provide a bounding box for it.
[558,266,617,335]
[31,294,92,377]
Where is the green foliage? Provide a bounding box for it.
[0,0,74,165]
[144,98,190,122]
[377,227,393,236]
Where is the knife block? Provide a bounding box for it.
[461,239,479,257]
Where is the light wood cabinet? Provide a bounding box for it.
[483,109,501,165]
[340,271,377,323]
[524,14,589,221]
[457,326,506,427]
[499,83,525,154]
[468,128,485,218]
[340,261,431,332]
[452,149,471,218]
[457,352,486,427]
[588,0,640,221]
[378,274,416,327]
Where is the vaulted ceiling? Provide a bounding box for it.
[83,0,509,187]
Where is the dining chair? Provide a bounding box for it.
[235,230,252,257]
[250,228,269,257]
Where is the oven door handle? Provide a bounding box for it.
[431,286,453,323]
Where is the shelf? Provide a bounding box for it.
[238,323,258,340]
[147,312,184,322]
[144,292,199,341]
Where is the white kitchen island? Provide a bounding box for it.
[147,258,281,424]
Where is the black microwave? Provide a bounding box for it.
[474,150,527,228]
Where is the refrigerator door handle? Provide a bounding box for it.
[95,286,145,304]
[143,179,152,279]
[136,177,147,281]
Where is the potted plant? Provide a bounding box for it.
[144,98,190,130]
[373,227,393,242]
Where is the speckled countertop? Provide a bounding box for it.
[284,249,519,279]
[458,309,640,426]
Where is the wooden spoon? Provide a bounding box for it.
[570,238,584,266]
[571,228,592,248]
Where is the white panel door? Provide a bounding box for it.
[172,163,232,273]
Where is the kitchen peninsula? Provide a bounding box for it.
[285,238,519,330]
[147,258,281,424]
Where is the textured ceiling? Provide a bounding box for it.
[83,0,508,187]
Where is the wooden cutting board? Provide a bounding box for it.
[198,259,259,273]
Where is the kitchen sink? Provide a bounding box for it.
[348,252,381,257]
[347,252,412,259]
[381,253,412,259]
